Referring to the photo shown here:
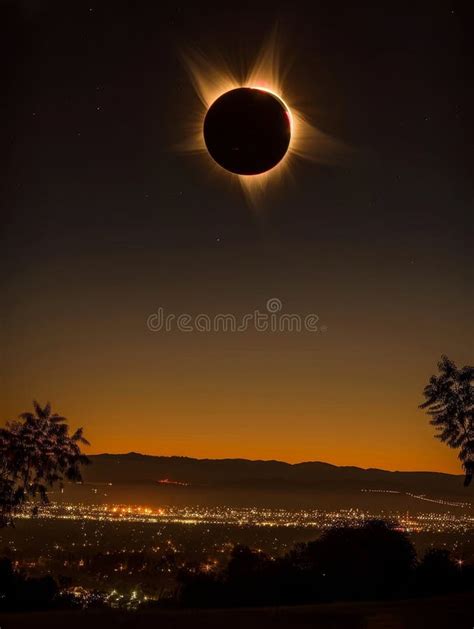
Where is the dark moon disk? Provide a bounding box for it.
[203,87,291,175]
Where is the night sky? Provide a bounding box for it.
[2,1,472,472]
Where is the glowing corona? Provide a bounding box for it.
[179,32,346,204]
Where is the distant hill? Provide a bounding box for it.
[82,453,468,497]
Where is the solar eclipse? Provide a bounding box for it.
[180,32,346,203]
[203,87,292,175]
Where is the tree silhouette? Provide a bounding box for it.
[415,548,459,595]
[0,401,89,526]
[178,521,417,607]
[0,557,59,610]
[420,356,474,485]
[289,520,416,601]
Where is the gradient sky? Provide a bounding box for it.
[2,1,472,473]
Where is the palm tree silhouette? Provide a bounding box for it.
[420,356,474,485]
[0,401,89,526]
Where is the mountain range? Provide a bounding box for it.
[81,453,468,498]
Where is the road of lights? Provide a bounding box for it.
[15,502,474,534]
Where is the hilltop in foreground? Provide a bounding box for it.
[2,592,474,629]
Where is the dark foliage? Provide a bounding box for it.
[288,519,416,600]
[415,549,460,595]
[420,356,474,485]
[0,558,59,611]
[178,520,474,608]
[0,401,89,526]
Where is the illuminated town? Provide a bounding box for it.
[13,500,474,534]
[2,495,474,609]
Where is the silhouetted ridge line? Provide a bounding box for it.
[82,454,466,496]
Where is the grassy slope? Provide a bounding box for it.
[1,593,474,629]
